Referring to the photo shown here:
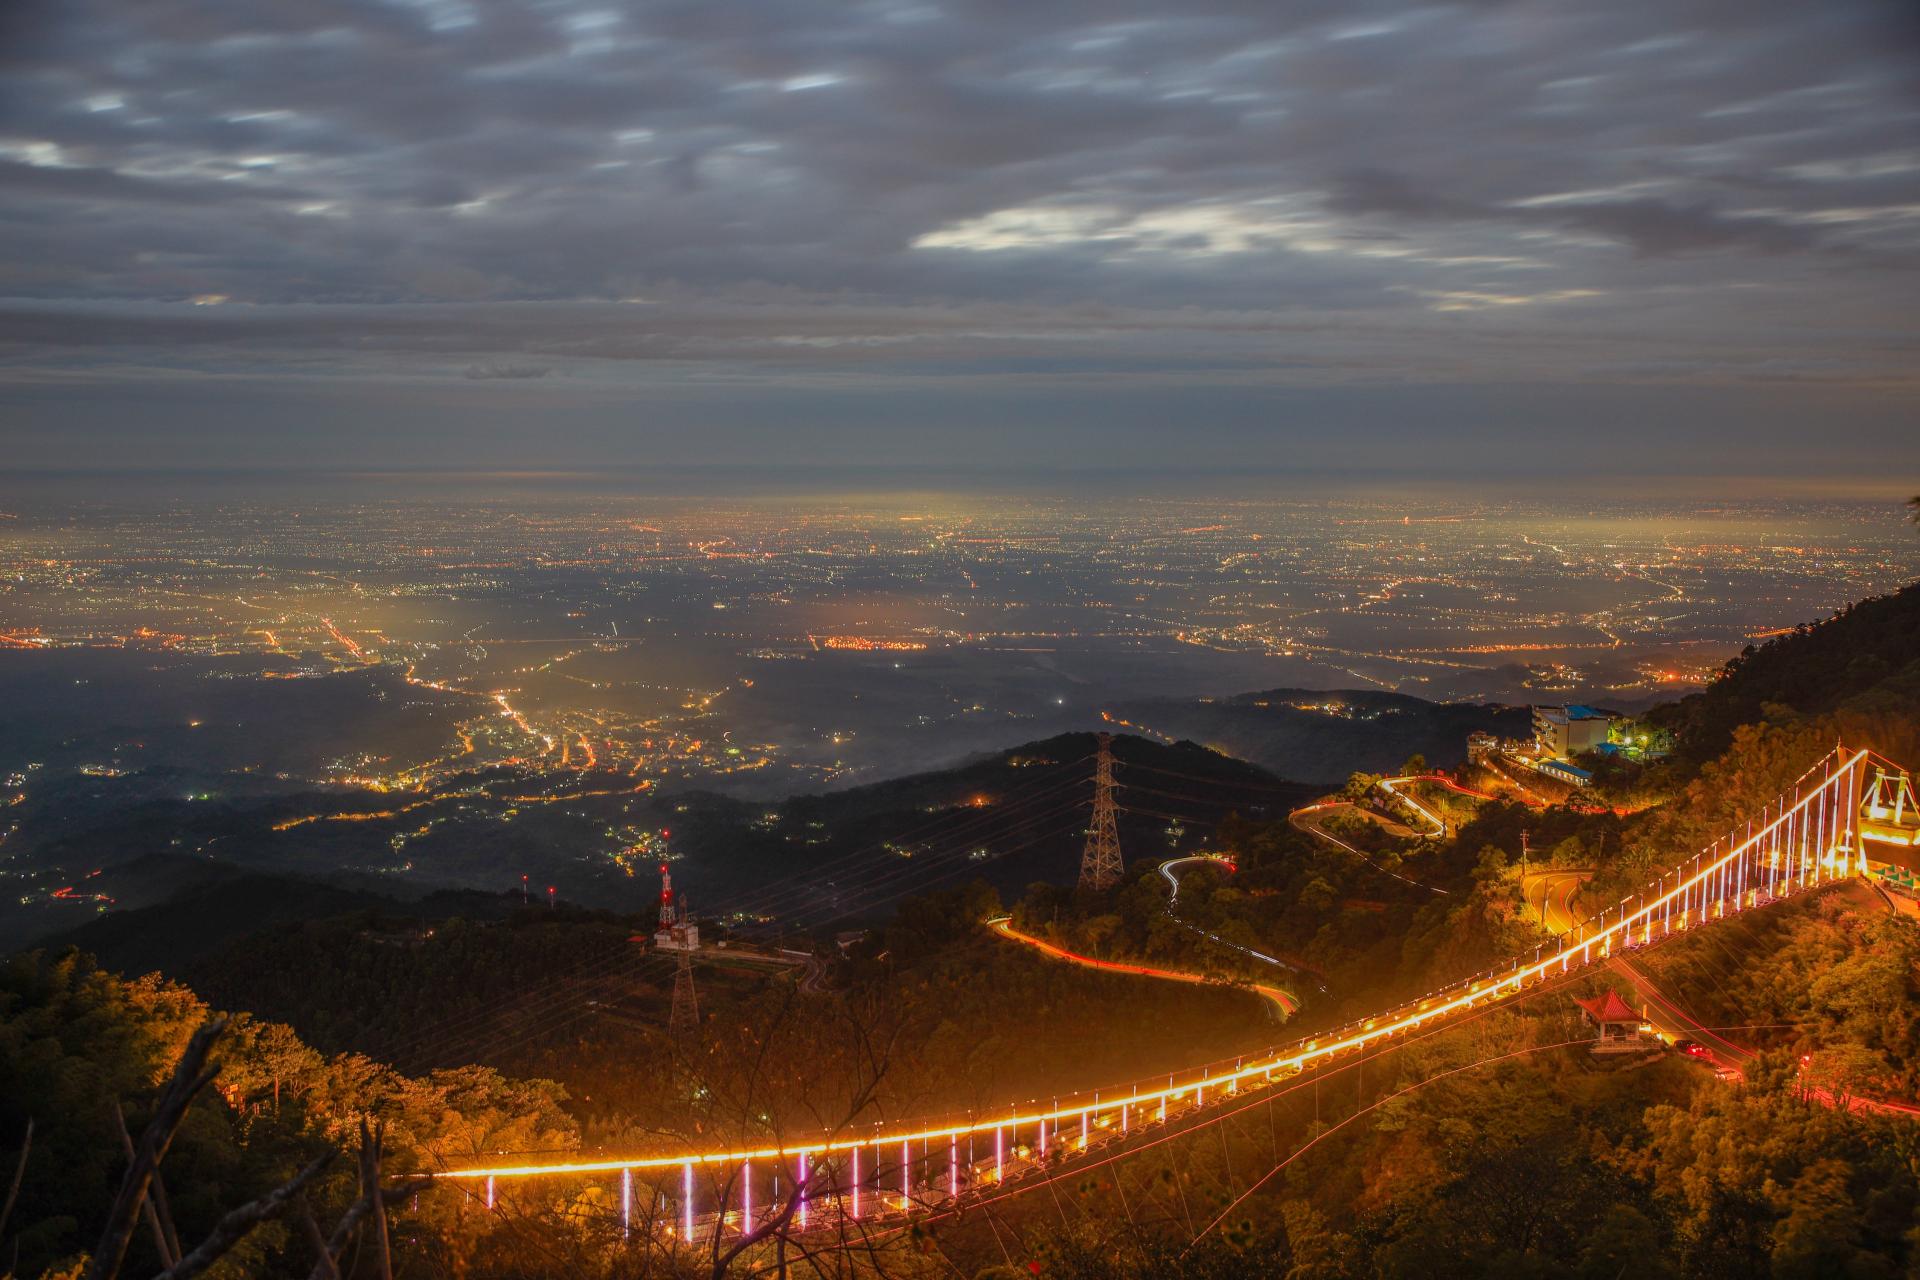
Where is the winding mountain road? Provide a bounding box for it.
[1522,869,1590,935]
[988,916,1297,1016]
[1288,802,1449,895]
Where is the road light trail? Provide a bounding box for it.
[1522,870,1590,934]
[1377,776,1447,835]
[1612,954,1920,1118]
[988,916,1296,1016]
[1608,954,1752,1080]
[1288,802,1449,895]
[1159,855,1322,992]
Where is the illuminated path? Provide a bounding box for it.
[988,915,1297,1016]
[1288,801,1449,895]
[1608,954,1753,1077]
[1159,855,1320,993]
[1378,773,1499,836]
[1377,776,1448,835]
[1613,918,1920,1120]
[1523,869,1590,935]
[435,747,1904,1250]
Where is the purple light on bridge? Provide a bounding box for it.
[901,1141,910,1207]
[485,1176,494,1210]
[621,1168,631,1238]
[852,1145,861,1219]
[1738,823,1748,904]
[994,1126,1002,1182]
[798,1152,808,1228]
[743,1160,752,1230]
[682,1161,692,1242]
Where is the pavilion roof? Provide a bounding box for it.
[1574,990,1640,1024]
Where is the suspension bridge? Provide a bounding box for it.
[432,744,1918,1249]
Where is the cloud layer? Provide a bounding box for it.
[1,0,1917,470]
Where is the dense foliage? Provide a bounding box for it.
[7,576,1920,1278]
[0,949,574,1278]
[981,895,1920,1280]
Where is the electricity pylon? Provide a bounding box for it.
[668,888,699,1046]
[1079,732,1124,891]
[670,945,700,1044]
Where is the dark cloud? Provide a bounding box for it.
[1328,170,1830,257]
[1552,199,1824,258]
[0,0,1916,468]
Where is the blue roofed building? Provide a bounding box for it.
[1532,704,1617,758]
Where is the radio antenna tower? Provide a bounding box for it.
[658,861,677,930]
[1079,732,1124,891]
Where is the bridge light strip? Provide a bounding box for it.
[433,753,1867,1186]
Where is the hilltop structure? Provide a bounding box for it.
[1574,990,1653,1055]
[653,862,700,952]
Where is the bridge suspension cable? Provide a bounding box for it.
[434,746,1880,1232]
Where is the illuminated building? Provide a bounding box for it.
[1532,704,1617,757]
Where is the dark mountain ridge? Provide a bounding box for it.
[34,731,1308,981]
[1105,686,1528,782]
[1650,578,1920,772]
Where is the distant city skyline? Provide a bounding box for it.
[2,0,1917,475]
[4,481,1916,929]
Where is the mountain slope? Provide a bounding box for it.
[1650,579,1920,770]
[1104,688,1527,782]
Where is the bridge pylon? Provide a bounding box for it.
[1862,761,1920,864]
[1079,732,1124,892]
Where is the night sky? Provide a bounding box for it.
[2,0,1917,480]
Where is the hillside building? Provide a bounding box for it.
[653,862,700,951]
[1533,704,1617,758]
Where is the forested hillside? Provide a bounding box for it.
[1650,579,1920,772]
[1103,688,1527,782]
[0,950,575,1278]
